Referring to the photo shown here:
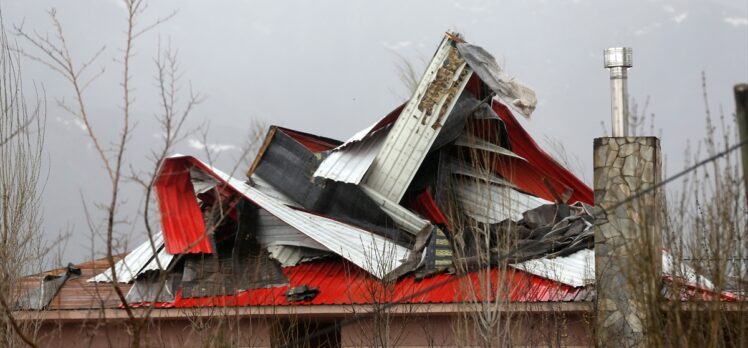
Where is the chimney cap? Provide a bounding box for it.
[604,47,633,68]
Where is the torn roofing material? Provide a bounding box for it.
[511,248,595,288]
[249,126,411,245]
[15,264,81,310]
[362,35,473,204]
[89,231,171,283]
[454,180,551,224]
[456,42,537,118]
[158,155,410,279]
[491,101,593,204]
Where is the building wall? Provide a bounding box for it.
[30,312,592,347]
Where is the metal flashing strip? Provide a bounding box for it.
[88,232,166,283]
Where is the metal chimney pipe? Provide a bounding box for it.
[604,47,633,137]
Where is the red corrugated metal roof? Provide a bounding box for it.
[491,101,594,205]
[156,159,212,254]
[154,259,591,308]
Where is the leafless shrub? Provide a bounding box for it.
[0,11,47,348]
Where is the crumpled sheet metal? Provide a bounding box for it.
[252,128,410,246]
[165,155,410,279]
[455,180,551,224]
[511,248,594,287]
[125,273,181,303]
[88,231,170,283]
[15,264,81,310]
[313,124,390,185]
[456,42,537,118]
[362,35,473,204]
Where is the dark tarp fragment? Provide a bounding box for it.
[15,263,81,310]
[252,128,413,246]
[126,271,181,303]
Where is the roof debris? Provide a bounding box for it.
[18,32,734,311]
[94,32,597,306]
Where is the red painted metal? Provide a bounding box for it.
[155,159,212,254]
[162,259,588,308]
[491,101,594,205]
[277,127,341,153]
[403,188,449,227]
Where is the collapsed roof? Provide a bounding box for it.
[16,33,737,311]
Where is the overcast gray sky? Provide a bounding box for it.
[3,0,747,266]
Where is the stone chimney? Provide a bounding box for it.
[594,48,663,347]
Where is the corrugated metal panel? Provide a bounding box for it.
[449,159,516,187]
[88,232,166,283]
[362,35,473,203]
[140,244,175,274]
[454,179,551,223]
[167,155,410,279]
[334,103,405,151]
[511,249,595,288]
[662,251,715,290]
[170,259,591,308]
[156,159,211,254]
[313,125,390,184]
[256,209,328,251]
[266,244,331,267]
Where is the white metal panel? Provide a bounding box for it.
[313,125,390,184]
[455,180,551,223]
[266,244,332,267]
[662,252,715,290]
[511,248,595,287]
[511,249,717,289]
[179,156,410,279]
[256,209,329,251]
[140,245,175,274]
[449,159,516,187]
[363,35,473,203]
[88,231,165,283]
[360,185,430,235]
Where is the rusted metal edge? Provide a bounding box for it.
[246,126,278,178]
